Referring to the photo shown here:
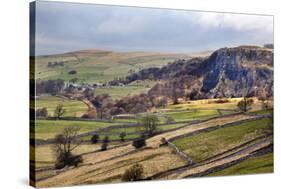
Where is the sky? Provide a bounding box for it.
[32,1,274,56]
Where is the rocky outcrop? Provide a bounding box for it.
[198,46,273,97]
[146,46,273,99]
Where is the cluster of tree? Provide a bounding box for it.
[47,61,64,68]
[108,58,203,87]
[35,107,48,118]
[53,127,83,169]
[88,93,167,120]
[90,131,127,145]
[36,79,64,95]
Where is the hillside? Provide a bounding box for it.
[35,49,192,83]
[121,46,274,99]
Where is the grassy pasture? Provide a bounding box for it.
[33,143,117,167]
[173,118,273,162]
[32,143,121,180]
[35,51,190,83]
[163,109,219,122]
[209,152,273,176]
[35,95,87,117]
[33,120,119,140]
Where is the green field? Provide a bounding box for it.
[35,95,87,117]
[209,153,273,176]
[33,120,119,140]
[163,109,219,122]
[35,51,190,83]
[173,118,273,162]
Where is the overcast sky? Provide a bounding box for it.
[33,1,273,56]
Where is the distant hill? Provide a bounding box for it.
[121,46,273,99]
[35,49,192,83]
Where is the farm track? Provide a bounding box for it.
[36,114,260,187]
[152,137,272,179]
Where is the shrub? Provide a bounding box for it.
[121,163,144,181]
[68,70,77,75]
[101,142,108,151]
[132,137,146,149]
[91,134,99,144]
[119,132,126,142]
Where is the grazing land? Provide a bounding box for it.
[35,95,88,117]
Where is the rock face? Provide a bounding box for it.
[198,46,273,98]
[131,46,273,99]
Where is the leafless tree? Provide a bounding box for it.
[53,126,82,169]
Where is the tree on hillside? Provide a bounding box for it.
[140,114,160,136]
[54,104,66,119]
[53,126,83,169]
[237,97,254,112]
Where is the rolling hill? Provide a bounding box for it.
[35,49,192,83]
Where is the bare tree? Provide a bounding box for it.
[54,104,66,119]
[53,126,82,169]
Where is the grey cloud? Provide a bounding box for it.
[34,1,273,55]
